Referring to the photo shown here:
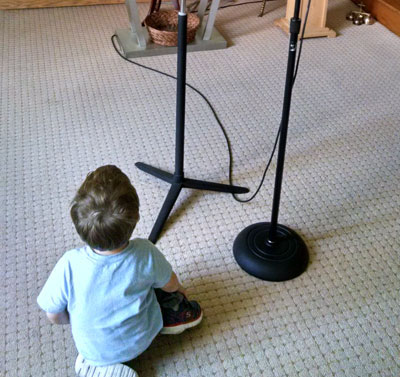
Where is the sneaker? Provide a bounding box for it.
[75,354,138,377]
[157,291,203,335]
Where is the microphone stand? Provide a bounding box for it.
[136,0,249,244]
[232,0,309,281]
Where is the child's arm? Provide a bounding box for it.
[37,253,72,325]
[161,271,187,296]
[46,310,70,325]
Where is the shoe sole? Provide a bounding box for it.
[75,354,138,377]
[160,310,203,335]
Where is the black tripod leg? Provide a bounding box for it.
[149,183,182,243]
[184,178,249,194]
[135,162,174,184]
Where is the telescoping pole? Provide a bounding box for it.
[174,0,188,180]
[267,0,302,244]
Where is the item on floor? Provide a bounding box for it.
[233,0,309,282]
[363,14,374,24]
[75,354,138,377]
[145,10,200,46]
[346,3,375,25]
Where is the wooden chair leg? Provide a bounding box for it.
[258,0,267,17]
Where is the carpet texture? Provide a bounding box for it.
[1,0,400,376]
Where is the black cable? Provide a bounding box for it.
[111,35,241,198]
[232,0,311,202]
[110,0,311,203]
[293,0,311,83]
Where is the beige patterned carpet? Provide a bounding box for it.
[1,0,400,376]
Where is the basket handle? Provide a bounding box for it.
[147,0,180,17]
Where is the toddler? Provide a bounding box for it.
[37,165,202,377]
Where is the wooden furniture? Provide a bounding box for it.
[275,0,336,38]
[353,0,400,36]
[115,0,227,58]
[0,0,143,10]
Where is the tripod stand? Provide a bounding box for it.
[233,0,309,281]
[136,0,248,243]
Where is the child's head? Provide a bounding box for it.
[70,165,139,251]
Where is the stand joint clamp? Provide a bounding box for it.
[290,18,301,34]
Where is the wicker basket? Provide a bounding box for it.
[145,10,200,47]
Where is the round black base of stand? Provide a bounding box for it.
[233,222,309,281]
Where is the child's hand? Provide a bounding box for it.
[177,285,187,297]
[162,271,187,297]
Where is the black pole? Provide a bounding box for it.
[232,0,309,281]
[136,2,249,243]
[175,10,187,179]
[267,5,301,244]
